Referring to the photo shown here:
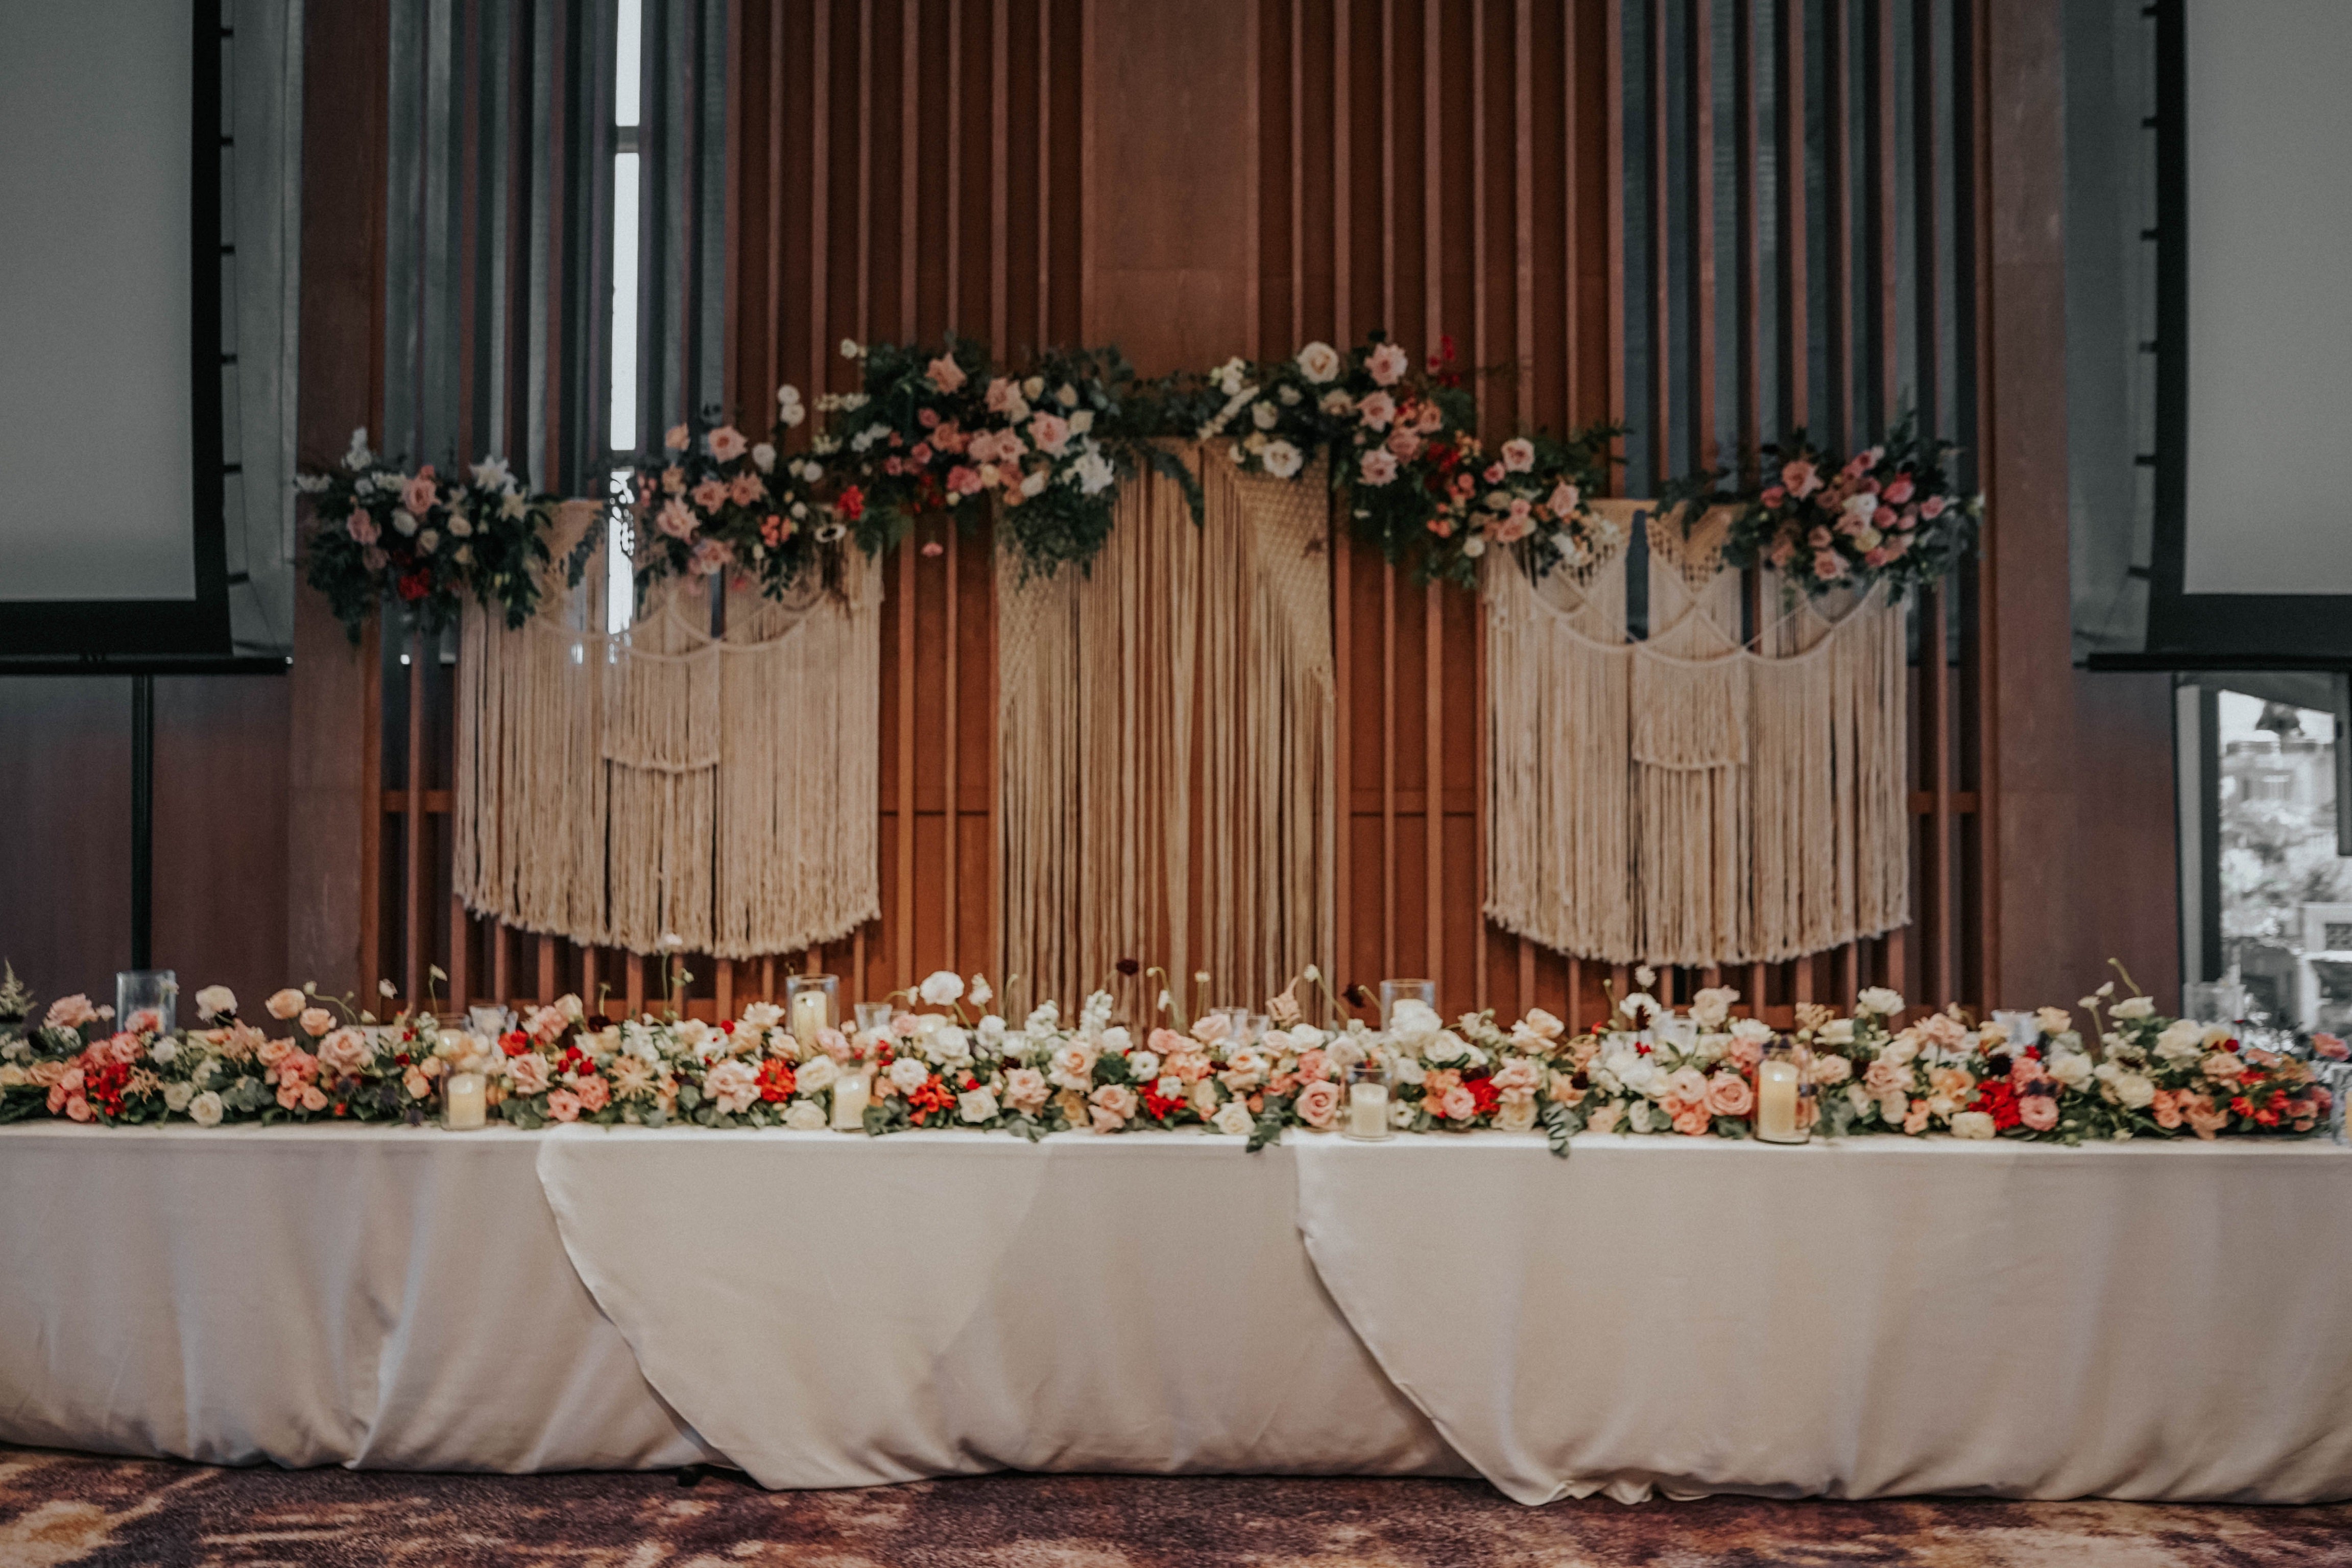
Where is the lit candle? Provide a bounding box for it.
[791,989,829,1055]
[1756,1058,1799,1142]
[443,1071,488,1131]
[1347,1079,1389,1139]
[830,1064,870,1130]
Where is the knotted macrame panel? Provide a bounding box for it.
[453,508,882,959]
[1484,500,1910,968]
[998,443,1337,1014]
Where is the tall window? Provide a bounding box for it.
[604,0,644,635]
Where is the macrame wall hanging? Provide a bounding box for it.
[1486,499,1908,968]
[998,443,1337,1012]
[452,501,883,958]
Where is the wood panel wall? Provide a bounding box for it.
[344,0,2022,1029]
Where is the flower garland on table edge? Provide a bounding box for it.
[2,957,2336,1153]
[1665,411,1982,601]
[297,431,570,641]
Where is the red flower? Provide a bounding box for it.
[755,1057,798,1104]
[1967,1078,2023,1131]
[836,485,866,521]
[1466,1076,1502,1118]
[396,569,432,601]
[502,1030,531,1056]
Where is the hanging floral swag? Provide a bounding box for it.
[1667,412,1981,599]
[296,430,569,641]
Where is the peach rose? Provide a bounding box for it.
[318,1027,372,1077]
[707,425,748,462]
[544,1088,582,1123]
[1662,1067,1710,1111]
[1705,1072,1753,1117]
[1927,1065,1976,1102]
[402,1066,432,1100]
[1671,1103,1712,1137]
[1003,1067,1048,1114]
[1295,1047,1331,1083]
[1438,1083,1478,1121]
[572,1075,611,1113]
[297,1007,333,1039]
[401,472,439,516]
[266,988,307,1021]
[1295,1079,1342,1129]
[1546,1070,1586,1106]
[2183,1093,2228,1139]
[508,1052,552,1096]
[64,1093,93,1122]
[43,994,98,1031]
[256,1036,292,1068]
[1902,1098,1931,1135]
[2150,1089,2183,1130]
[1585,1101,1622,1134]
[1088,1082,1138,1132]
[1490,1057,1542,1095]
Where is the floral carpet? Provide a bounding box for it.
[3,1446,2348,1567]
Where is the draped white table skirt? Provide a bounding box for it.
[4,1123,2348,1503]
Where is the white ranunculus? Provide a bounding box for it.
[1295,341,1343,383]
[1212,1100,1256,1137]
[187,1090,225,1128]
[929,1027,972,1066]
[2113,996,2155,1020]
[1125,1049,1161,1083]
[888,1056,931,1094]
[918,970,965,1007]
[741,1001,783,1030]
[969,976,993,1007]
[796,1055,839,1094]
[163,1080,195,1113]
[194,984,237,1021]
[958,1086,1000,1123]
[1730,1017,1773,1046]
[1950,1110,1997,1140]
[1387,998,1443,1047]
[1857,986,1905,1017]
[784,1099,828,1129]
[148,1036,180,1065]
[1260,439,1304,479]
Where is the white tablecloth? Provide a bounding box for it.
[0,1125,715,1473]
[1294,1133,2352,1504]
[7,1122,2349,1504]
[533,1126,1462,1487]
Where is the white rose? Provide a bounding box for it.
[187,1090,225,1128]
[1818,1019,1855,1045]
[1730,1017,1774,1046]
[1251,401,1280,431]
[918,970,964,1006]
[2113,996,2155,1020]
[1260,439,1304,479]
[958,1086,1000,1123]
[888,1056,931,1094]
[1950,1110,1997,1140]
[930,1027,973,1065]
[2154,1019,2204,1063]
[1295,341,1343,382]
[784,1099,828,1130]
[796,1055,839,1094]
[1068,408,1095,434]
[2045,1049,2092,1089]
[149,1036,180,1065]
[1423,1030,1470,1066]
[1212,1100,1256,1137]
[194,985,237,1021]
[969,976,993,1006]
[1689,987,1736,1030]
[741,1001,783,1030]
[1098,1025,1131,1053]
[1390,1054,1426,1085]
[751,441,777,472]
[1387,999,1442,1046]
[1857,987,1905,1017]
[163,1080,195,1112]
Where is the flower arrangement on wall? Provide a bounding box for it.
[296,431,569,640]
[1702,413,1980,597]
[5,956,2333,1153]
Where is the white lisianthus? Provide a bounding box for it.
[1689,987,1737,1030]
[1626,1099,1655,1134]
[1098,1025,1131,1053]
[1950,1110,1997,1140]
[929,1027,973,1066]
[1422,1030,1471,1066]
[977,1014,1006,1045]
[1390,1054,1427,1086]
[1295,341,1343,382]
[2095,1062,2155,1108]
[1730,1017,1774,1047]
[187,1090,225,1128]
[1856,987,1905,1017]
[1212,1100,1256,1137]
[195,985,237,1021]
[918,970,964,1007]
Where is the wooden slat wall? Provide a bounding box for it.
[364,0,1990,1029]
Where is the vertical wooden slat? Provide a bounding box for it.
[449,897,469,1011]
[1966,0,1998,1005]
[810,0,832,403]
[1291,0,1306,347]
[944,527,961,976]
[490,920,509,1009]
[1423,0,1444,1002]
[1381,558,1398,980]
[1829,0,1854,443]
[1692,0,1717,475]
[765,0,786,400]
[1925,578,1953,1003]
[946,0,962,332]
[1735,0,1760,468]
[403,631,426,1004]
[1038,0,1053,342]
[536,932,555,1008]
[992,0,1010,346]
[716,956,733,1020]
[1424,586,1443,996]
[1875,0,1898,429]
[626,951,644,1015]
[1650,0,1670,485]
[896,535,917,990]
[856,0,874,339]
[581,946,598,1015]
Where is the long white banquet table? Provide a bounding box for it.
[3,1122,2348,1505]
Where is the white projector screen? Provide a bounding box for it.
[0,1,199,605]
[2180,0,2352,597]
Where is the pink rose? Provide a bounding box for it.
[1780,459,1819,497]
[1438,1083,1478,1121]
[545,1088,582,1123]
[1705,1072,1753,1117]
[707,425,748,462]
[43,994,98,1031]
[1902,1098,1931,1135]
[657,497,698,538]
[1366,342,1411,385]
[317,1027,372,1077]
[401,472,439,516]
[2151,1089,2182,1130]
[1356,391,1398,429]
[1490,1057,1542,1095]
[1920,493,1947,520]
[1813,550,1848,581]
[1760,486,1787,508]
[1880,473,1915,505]
[1358,449,1399,486]
[1027,412,1071,455]
[1003,1067,1048,1114]
[1385,427,1423,461]
[256,1036,292,1068]
[347,513,380,545]
[690,478,729,512]
[703,1058,758,1115]
[508,1053,552,1096]
[1295,1078,1342,1128]
[1500,437,1535,472]
[729,472,764,506]
[65,1094,93,1122]
[1663,1067,1710,1112]
[1295,1047,1330,1083]
[1862,1057,1908,1097]
[927,355,967,393]
[947,464,983,496]
[2019,1094,2058,1132]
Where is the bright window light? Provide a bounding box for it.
[608,151,640,453]
[615,0,642,127]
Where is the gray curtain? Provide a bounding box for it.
[223,0,305,655]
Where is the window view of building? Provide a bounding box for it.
[2216,691,2351,1033]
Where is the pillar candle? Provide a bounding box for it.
[1756,1059,1800,1142]
[443,1072,488,1131]
[830,1065,870,1130]
[1347,1080,1388,1139]
[791,990,829,1055]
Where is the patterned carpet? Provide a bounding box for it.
[3,1446,2349,1567]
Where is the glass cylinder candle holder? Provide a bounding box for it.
[1654,1012,1699,1051]
[853,999,893,1036]
[1342,1058,1394,1141]
[114,970,177,1036]
[1754,1034,1812,1145]
[441,1070,488,1131]
[1988,1009,2041,1048]
[830,1059,873,1130]
[786,974,840,1055]
[1378,979,1436,1029]
[1249,1013,1273,1046]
